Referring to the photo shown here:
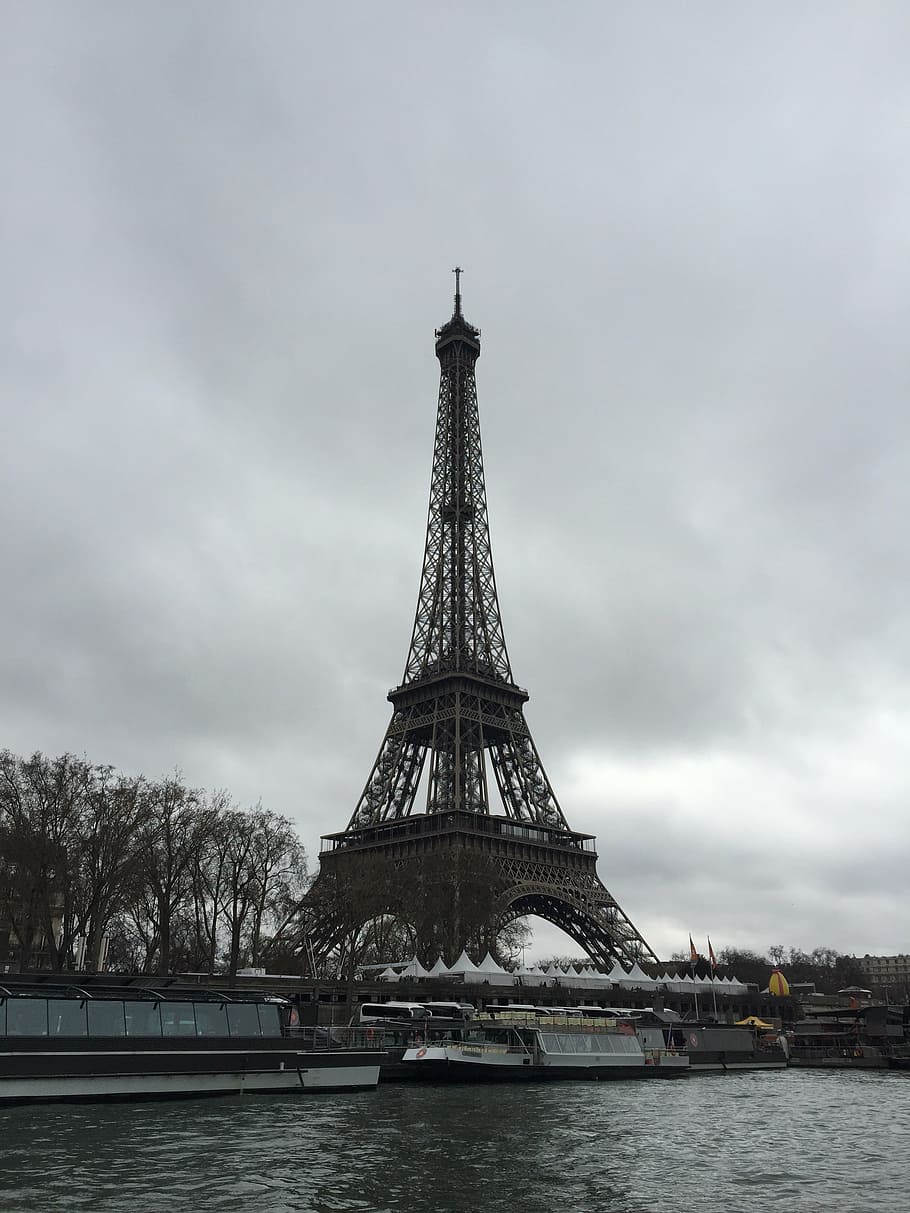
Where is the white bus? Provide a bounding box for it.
[357,1002,431,1025]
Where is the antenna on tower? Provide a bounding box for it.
[453,266,463,318]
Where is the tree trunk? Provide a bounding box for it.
[228,916,242,977]
[157,903,171,976]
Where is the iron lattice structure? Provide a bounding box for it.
[294,275,657,968]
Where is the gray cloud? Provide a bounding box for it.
[2,2,909,963]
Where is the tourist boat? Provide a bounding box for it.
[0,985,382,1103]
[400,1012,689,1081]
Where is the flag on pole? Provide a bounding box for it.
[708,937,717,971]
[689,934,698,964]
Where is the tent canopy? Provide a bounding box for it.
[446,949,480,974]
[476,951,509,975]
[399,956,430,978]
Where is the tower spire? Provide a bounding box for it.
[453,265,463,318]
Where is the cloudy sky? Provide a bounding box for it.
[2,3,909,965]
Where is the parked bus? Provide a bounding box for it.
[357,1002,431,1026]
[421,1002,474,1021]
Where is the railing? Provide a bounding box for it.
[286,1025,392,1052]
[456,1042,530,1057]
[322,812,596,854]
[475,1013,620,1030]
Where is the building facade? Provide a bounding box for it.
[858,954,910,994]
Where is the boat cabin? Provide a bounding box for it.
[0,988,284,1039]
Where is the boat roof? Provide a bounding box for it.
[0,981,277,1005]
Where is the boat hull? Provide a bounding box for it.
[689,1057,788,1072]
[0,1039,382,1104]
[401,1045,688,1082]
[402,1059,687,1082]
[788,1053,887,1070]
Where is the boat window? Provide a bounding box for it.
[88,1000,126,1037]
[226,1003,261,1037]
[48,999,88,1036]
[607,1035,641,1054]
[7,999,48,1036]
[124,1000,163,1037]
[256,1004,283,1037]
[161,1001,197,1037]
[538,1031,642,1055]
[194,1002,230,1037]
[0,1001,5,1035]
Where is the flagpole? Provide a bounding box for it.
[689,934,700,1021]
[692,967,700,1021]
[708,936,718,1020]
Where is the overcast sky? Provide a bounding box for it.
[2,3,909,966]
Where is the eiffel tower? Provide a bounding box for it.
[293,272,657,969]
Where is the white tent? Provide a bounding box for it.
[398,956,430,979]
[476,951,511,978]
[618,962,657,988]
[515,964,549,987]
[665,973,693,992]
[471,952,514,985]
[427,956,449,977]
[606,960,627,983]
[378,965,399,981]
[562,968,612,989]
[587,971,616,988]
[446,950,481,980]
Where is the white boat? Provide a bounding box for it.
[401,1013,688,1082]
[0,985,382,1104]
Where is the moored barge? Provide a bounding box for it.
[0,985,382,1104]
[670,1023,788,1072]
[788,1005,910,1069]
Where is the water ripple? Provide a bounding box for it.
[0,1071,908,1212]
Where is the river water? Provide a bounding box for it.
[0,1070,907,1213]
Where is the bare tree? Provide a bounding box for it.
[74,769,148,970]
[0,750,311,979]
[213,805,308,975]
[190,791,233,973]
[131,773,207,975]
[0,751,93,970]
[218,808,259,976]
[0,815,43,970]
[245,806,307,966]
